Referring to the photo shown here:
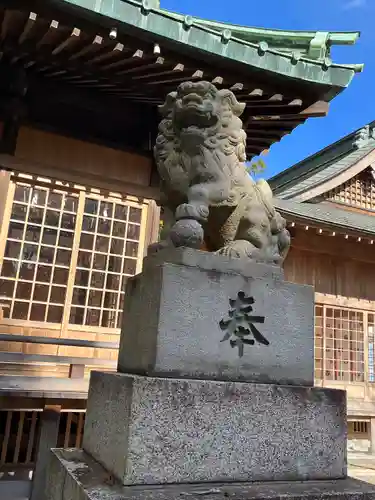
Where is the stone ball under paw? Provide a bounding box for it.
[170,219,204,249]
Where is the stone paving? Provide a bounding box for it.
[348,454,375,485]
[1,456,375,500]
[0,480,31,500]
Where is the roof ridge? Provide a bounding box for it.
[269,120,375,191]
[160,9,360,39]
[160,7,362,68]
[276,142,375,200]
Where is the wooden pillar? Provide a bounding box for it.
[370,418,375,455]
[31,405,61,500]
[143,200,161,256]
[0,170,11,225]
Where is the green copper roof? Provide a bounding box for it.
[164,12,360,62]
[60,0,362,99]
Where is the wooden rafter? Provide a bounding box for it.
[0,6,328,159]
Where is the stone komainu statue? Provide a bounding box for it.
[153,81,290,265]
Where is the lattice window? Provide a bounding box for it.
[314,304,365,382]
[0,179,146,328]
[70,197,142,328]
[327,168,375,210]
[368,314,375,382]
[349,421,369,435]
[314,306,324,379]
[0,183,78,322]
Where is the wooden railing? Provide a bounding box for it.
[0,408,86,500]
[0,409,85,474]
[0,333,119,398]
[0,333,119,500]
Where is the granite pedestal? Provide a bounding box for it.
[83,371,346,485]
[118,248,315,386]
[44,249,375,500]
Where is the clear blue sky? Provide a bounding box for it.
[161,0,374,178]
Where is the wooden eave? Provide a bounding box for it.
[275,198,375,240]
[0,1,361,160]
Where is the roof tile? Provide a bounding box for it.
[275,198,375,236]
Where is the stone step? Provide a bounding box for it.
[46,448,375,500]
[83,372,346,486]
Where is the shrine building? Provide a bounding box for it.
[0,0,365,488]
[270,122,375,453]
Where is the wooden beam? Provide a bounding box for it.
[0,375,89,399]
[246,128,289,138]
[231,83,243,91]
[86,42,125,64]
[50,44,133,79]
[1,9,12,41]
[1,19,310,108]
[36,19,59,49]
[246,145,268,153]
[289,98,303,106]
[212,76,223,85]
[115,56,165,78]
[246,136,278,146]
[120,96,163,104]
[145,69,204,86]
[0,333,119,348]
[69,34,103,60]
[249,88,263,97]
[0,153,161,201]
[299,100,329,117]
[26,75,141,117]
[101,48,144,71]
[245,103,303,115]
[247,117,306,127]
[133,62,185,81]
[52,27,81,56]
[18,12,38,45]
[0,351,117,366]
[0,22,251,98]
